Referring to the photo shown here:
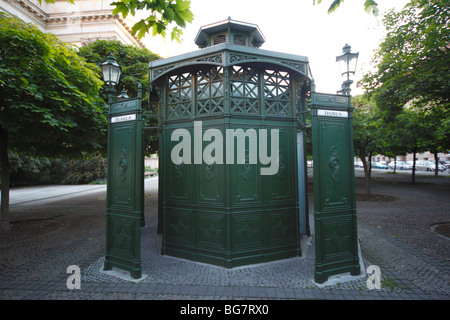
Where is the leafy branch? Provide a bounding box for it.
[314,0,379,15]
[38,0,194,41]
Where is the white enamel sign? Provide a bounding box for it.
[317,109,348,118]
[111,114,136,123]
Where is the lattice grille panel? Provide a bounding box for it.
[196,67,225,115]
[264,70,291,116]
[167,72,193,119]
[165,66,293,119]
[230,66,260,114]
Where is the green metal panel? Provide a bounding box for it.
[152,44,310,267]
[310,91,360,284]
[160,117,300,267]
[105,97,143,279]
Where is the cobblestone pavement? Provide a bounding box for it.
[0,172,449,303]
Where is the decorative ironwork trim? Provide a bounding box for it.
[281,61,306,73]
[153,65,176,78]
[328,146,340,182]
[119,149,128,182]
[196,54,223,64]
[229,53,258,63]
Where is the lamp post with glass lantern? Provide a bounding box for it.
[336,44,359,96]
[100,54,122,104]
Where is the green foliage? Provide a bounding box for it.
[59,155,107,184]
[77,40,159,100]
[363,0,378,15]
[356,0,449,183]
[352,95,383,159]
[8,153,106,186]
[77,40,161,154]
[360,0,450,117]
[9,153,53,186]
[0,13,108,234]
[145,166,159,173]
[352,95,387,197]
[353,96,449,172]
[0,13,107,159]
[40,0,194,41]
[112,0,194,42]
[395,104,449,156]
[314,0,379,15]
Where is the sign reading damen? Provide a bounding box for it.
[317,109,348,118]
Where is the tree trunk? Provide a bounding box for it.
[360,155,371,200]
[434,151,439,177]
[0,128,10,235]
[412,150,416,185]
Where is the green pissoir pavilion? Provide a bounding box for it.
[149,18,311,268]
[147,18,360,282]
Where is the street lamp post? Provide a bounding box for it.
[336,44,359,96]
[100,54,122,103]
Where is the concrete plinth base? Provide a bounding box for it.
[100,263,148,283]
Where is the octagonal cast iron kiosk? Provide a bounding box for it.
[149,18,311,268]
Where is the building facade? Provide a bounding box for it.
[0,0,144,48]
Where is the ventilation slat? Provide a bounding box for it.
[213,35,226,45]
[233,35,246,46]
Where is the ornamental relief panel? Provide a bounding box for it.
[328,146,340,182]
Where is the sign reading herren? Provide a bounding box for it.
[104,96,143,279]
[111,114,137,123]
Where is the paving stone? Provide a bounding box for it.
[1,173,449,301]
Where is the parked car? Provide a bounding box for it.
[354,161,363,168]
[439,161,450,170]
[429,161,446,172]
[415,160,445,172]
[415,160,430,171]
[388,161,400,170]
[372,161,388,169]
[405,161,414,169]
[389,161,413,170]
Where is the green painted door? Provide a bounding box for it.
[311,92,360,283]
[105,97,143,279]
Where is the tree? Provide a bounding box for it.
[39,0,194,42]
[0,14,106,234]
[412,103,449,177]
[77,40,162,155]
[352,95,383,199]
[394,106,443,184]
[361,0,450,118]
[378,119,408,174]
[358,0,450,184]
[314,0,379,15]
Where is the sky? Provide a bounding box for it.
[141,0,410,95]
